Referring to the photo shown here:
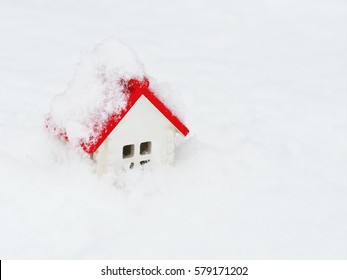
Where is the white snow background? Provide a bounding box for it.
[0,0,346,259]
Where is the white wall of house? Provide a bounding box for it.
[94,95,176,174]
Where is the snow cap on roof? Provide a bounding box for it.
[47,39,189,153]
[48,39,146,145]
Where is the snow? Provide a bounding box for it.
[0,0,347,259]
[48,39,145,145]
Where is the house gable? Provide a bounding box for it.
[94,94,176,172]
[80,78,189,154]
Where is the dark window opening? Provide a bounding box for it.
[140,160,150,165]
[129,162,134,169]
[140,141,152,155]
[123,144,134,158]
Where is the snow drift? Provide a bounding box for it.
[0,0,346,260]
[47,39,146,146]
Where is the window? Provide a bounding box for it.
[140,160,150,165]
[140,141,151,155]
[123,144,134,158]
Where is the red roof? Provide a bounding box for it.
[46,78,189,154]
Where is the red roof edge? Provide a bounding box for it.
[81,86,142,154]
[143,88,189,137]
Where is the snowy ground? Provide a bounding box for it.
[0,0,346,259]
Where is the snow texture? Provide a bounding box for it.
[0,0,346,259]
[48,39,145,145]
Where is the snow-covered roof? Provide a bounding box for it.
[46,39,189,153]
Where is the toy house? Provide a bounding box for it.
[47,78,189,174]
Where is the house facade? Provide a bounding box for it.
[94,94,177,173]
[47,78,189,174]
